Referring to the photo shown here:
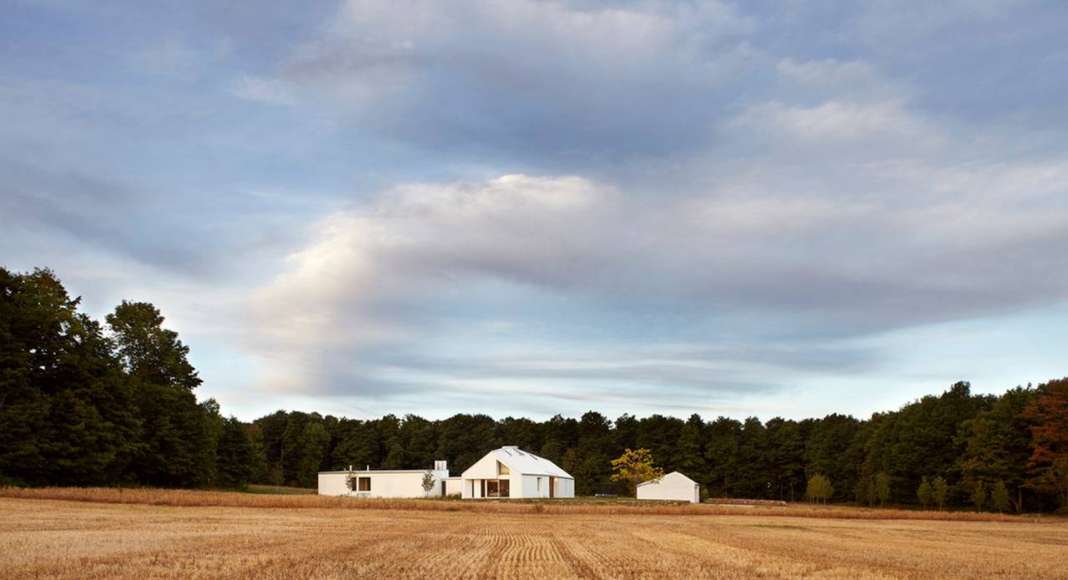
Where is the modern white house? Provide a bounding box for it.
[636,471,700,503]
[460,446,574,499]
[318,460,451,498]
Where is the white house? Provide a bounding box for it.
[318,460,450,498]
[636,471,700,503]
[460,446,574,499]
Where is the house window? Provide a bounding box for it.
[357,477,371,492]
[497,461,510,476]
[537,478,541,492]
[484,479,511,498]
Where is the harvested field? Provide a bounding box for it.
[0,487,1040,522]
[2,493,1067,579]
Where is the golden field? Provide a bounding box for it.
[1,489,1066,579]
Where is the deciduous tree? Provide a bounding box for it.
[806,474,833,504]
[1023,378,1068,508]
[610,448,663,496]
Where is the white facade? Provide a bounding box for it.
[443,477,463,497]
[318,461,450,498]
[636,471,700,503]
[460,446,574,499]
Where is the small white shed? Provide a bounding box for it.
[460,446,574,499]
[636,471,700,503]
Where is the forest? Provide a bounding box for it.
[2,267,1066,512]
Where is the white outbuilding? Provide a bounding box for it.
[636,471,700,503]
[318,461,451,498]
[460,446,574,499]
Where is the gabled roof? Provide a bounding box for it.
[483,446,573,478]
[637,471,696,487]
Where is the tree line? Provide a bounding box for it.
[2,267,1066,512]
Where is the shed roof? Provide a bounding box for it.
[637,471,697,487]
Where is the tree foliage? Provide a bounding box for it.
[806,474,833,504]
[3,265,1068,514]
[1023,378,1068,508]
[610,448,663,495]
[932,476,949,510]
[916,477,932,508]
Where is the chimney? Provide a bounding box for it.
[434,460,448,474]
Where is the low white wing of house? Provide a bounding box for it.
[636,471,700,503]
[318,460,450,498]
[460,446,574,499]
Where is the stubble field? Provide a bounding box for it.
[2,490,1066,579]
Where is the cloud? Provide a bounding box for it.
[260,0,756,165]
[247,160,1068,405]
[734,100,927,142]
[230,75,297,106]
[6,0,1068,418]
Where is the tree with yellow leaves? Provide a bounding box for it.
[611,448,664,496]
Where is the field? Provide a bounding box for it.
[2,489,1067,579]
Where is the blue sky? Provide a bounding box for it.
[3,0,1067,421]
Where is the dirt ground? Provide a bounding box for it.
[2,497,1067,579]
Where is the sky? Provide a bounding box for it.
[3,0,1068,422]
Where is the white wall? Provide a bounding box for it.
[444,478,463,497]
[522,475,548,498]
[554,477,575,498]
[462,453,503,480]
[318,473,351,497]
[318,471,448,498]
[636,473,699,503]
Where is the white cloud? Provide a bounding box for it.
[230,75,297,106]
[732,100,931,142]
[245,154,1068,403]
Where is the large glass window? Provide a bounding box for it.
[357,477,371,492]
[484,479,511,498]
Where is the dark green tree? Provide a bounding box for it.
[959,387,1036,511]
[0,269,140,486]
[215,417,254,488]
[107,301,213,487]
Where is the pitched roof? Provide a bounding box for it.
[637,471,697,487]
[490,446,573,478]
